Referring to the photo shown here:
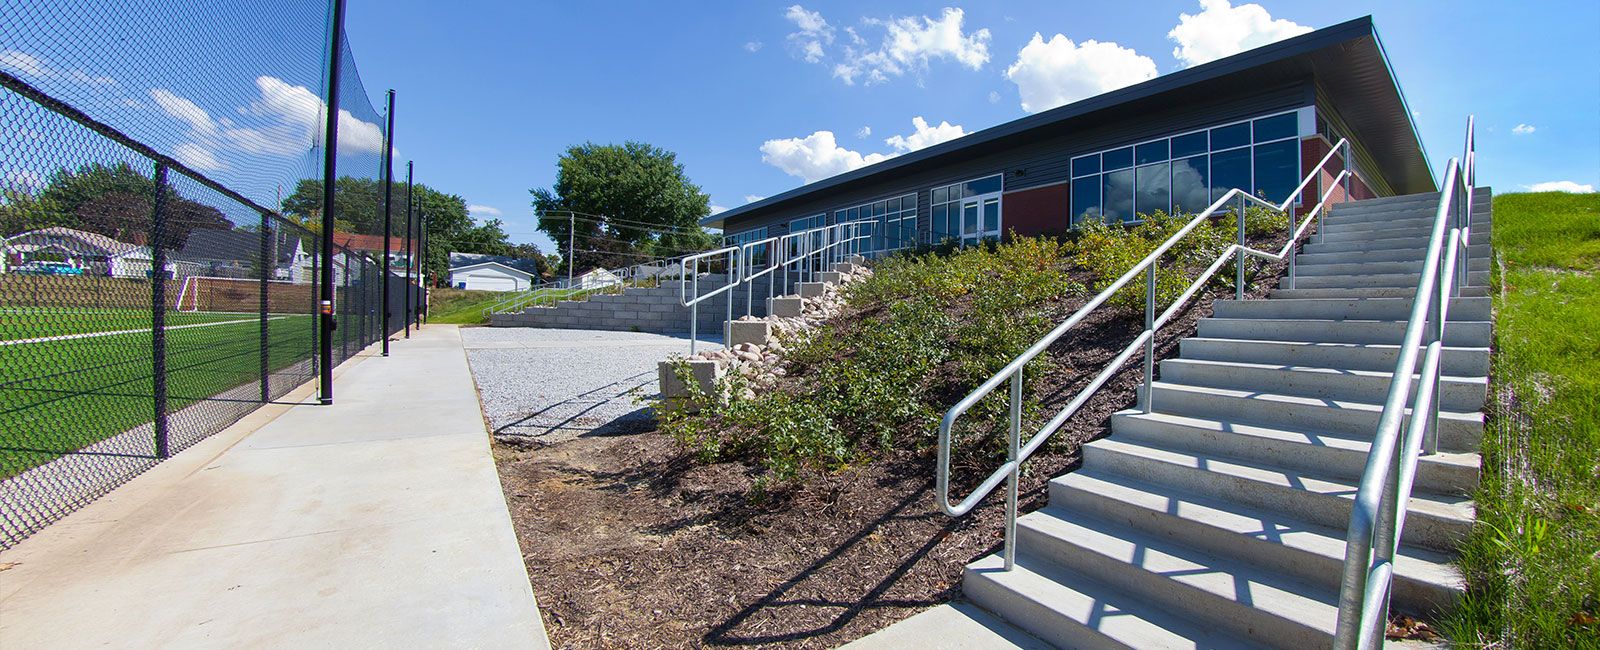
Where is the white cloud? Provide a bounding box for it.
[1167,0,1311,68]
[785,5,835,63]
[1513,123,1536,135]
[710,204,729,215]
[884,116,966,152]
[1527,180,1595,193]
[831,8,991,85]
[856,126,872,138]
[1005,34,1157,113]
[467,204,503,222]
[761,130,892,184]
[744,195,765,203]
[0,49,115,86]
[744,41,764,53]
[988,90,1001,104]
[761,116,966,183]
[148,75,388,173]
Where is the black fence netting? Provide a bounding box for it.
[0,2,419,548]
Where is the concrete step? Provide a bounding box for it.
[1141,381,1483,452]
[1050,469,1463,614]
[1322,211,1492,230]
[1334,188,1490,209]
[1158,357,1487,411]
[1318,226,1489,245]
[963,554,1244,650]
[1015,505,1339,648]
[1329,201,1491,222]
[1294,245,1490,266]
[1110,410,1481,489]
[1292,270,1488,290]
[1272,286,1489,299]
[1303,237,1488,256]
[1179,337,1490,376]
[1211,297,1490,322]
[1293,258,1489,277]
[1083,437,1475,551]
[1196,317,1491,347]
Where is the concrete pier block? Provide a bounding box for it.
[832,262,858,274]
[845,254,865,265]
[727,320,772,347]
[799,282,826,298]
[659,358,723,401]
[818,271,843,284]
[769,296,803,317]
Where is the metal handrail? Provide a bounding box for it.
[679,244,742,355]
[1332,116,1476,649]
[935,138,1354,571]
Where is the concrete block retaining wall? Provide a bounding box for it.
[490,275,783,334]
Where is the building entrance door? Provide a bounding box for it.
[960,194,1001,245]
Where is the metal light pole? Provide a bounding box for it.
[379,89,395,355]
[567,212,575,288]
[403,161,414,338]
[317,0,346,405]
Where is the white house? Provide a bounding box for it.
[449,261,535,292]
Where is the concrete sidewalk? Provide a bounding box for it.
[0,325,548,649]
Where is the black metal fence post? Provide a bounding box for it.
[259,217,272,402]
[380,89,395,354]
[404,161,414,338]
[417,213,426,327]
[150,163,170,458]
[318,0,347,405]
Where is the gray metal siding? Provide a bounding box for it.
[724,78,1313,235]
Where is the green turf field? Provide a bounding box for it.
[0,311,318,478]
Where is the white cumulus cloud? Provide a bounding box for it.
[744,41,764,53]
[761,116,966,184]
[1512,123,1536,135]
[1527,180,1595,193]
[0,49,116,86]
[832,8,991,85]
[856,126,872,138]
[1168,0,1311,68]
[1005,34,1157,113]
[711,205,729,215]
[785,5,835,63]
[744,195,765,203]
[467,204,503,221]
[172,142,223,171]
[884,116,966,152]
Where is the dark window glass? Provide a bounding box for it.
[1103,147,1134,170]
[1072,154,1100,177]
[1253,113,1297,142]
[888,196,901,212]
[966,174,1003,196]
[1253,139,1300,204]
[982,199,1000,233]
[1135,140,1169,166]
[1071,175,1101,226]
[1135,162,1172,219]
[1211,122,1250,150]
[931,204,949,240]
[1171,155,1209,214]
[1103,168,1134,222]
[932,187,947,204]
[962,202,979,233]
[1210,147,1251,203]
[1172,131,1208,158]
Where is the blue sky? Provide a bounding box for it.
[341,0,1600,252]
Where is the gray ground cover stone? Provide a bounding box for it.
[460,327,719,445]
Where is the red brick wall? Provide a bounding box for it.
[1300,136,1375,216]
[1001,183,1070,239]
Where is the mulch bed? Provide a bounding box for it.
[495,242,1288,648]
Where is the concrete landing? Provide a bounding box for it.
[0,325,548,649]
[841,601,1051,650]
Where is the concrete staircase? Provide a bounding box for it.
[490,273,780,334]
[856,189,1494,649]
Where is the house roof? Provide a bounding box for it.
[332,232,407,254]
[706,15,1432,229]
[448,251,543,276]
[448,261,535,279]
[3,226,140,256]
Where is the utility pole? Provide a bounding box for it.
[567,212,575,288]
[317,0,347,405]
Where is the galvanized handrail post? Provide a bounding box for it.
[1286,200,1297,289]
[1004,367,1022,570]
[1235,194,1246,300]
[1142,263,1156,413]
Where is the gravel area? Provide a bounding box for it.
[460,327,720,445]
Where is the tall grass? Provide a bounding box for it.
[1444,191,1600,647]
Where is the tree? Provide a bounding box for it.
[530,141,718,274]
[14,162,234,247]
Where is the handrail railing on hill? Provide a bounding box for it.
[1332,116,1476,649]
[934,137,1353,572]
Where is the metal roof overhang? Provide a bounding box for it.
[707,15,1432,229]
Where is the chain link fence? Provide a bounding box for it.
[0,2,418,549]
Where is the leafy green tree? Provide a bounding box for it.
[530,141,718,273]
[9,162,234,247]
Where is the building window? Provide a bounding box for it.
[931,173,1003,244]
[835,192,917,255]
[1070,108,1305,226]
[724,226,769,264]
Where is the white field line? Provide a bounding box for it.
[0,316,289,347]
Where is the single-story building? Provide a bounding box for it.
[1,226,183,278]
[449,261,535,292]
[706,16,1432,255]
